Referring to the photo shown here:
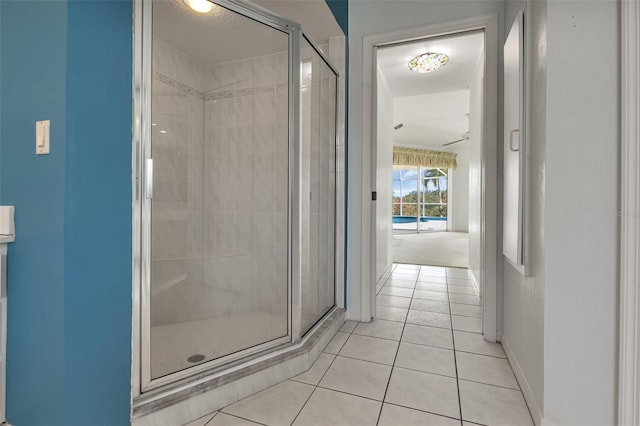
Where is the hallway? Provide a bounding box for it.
[185,264,533,426]
[392,233,469,268]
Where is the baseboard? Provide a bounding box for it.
[376,261,393,282]
[502,338,542,426]
[469,269,480,294]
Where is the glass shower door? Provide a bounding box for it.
[300,37,337,334]
[147,0,291,381]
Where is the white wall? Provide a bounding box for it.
[543,0,619,424]
[501,0,546,420]
[376,66,394,280]
[468,48,484,284]
[347,0,504,320]
[450,143,469,232]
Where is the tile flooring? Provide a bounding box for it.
[184,264,534,426]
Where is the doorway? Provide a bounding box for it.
[377,30,481,273]
[360,15,499,341]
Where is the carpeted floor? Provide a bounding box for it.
[392,232,469,268]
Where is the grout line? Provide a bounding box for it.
[202,411,218,426]
[290,341,345,426]
[288,383,318,426]
[383,401,463,423]
[456,377,522,392]
[447,268,465,425]
[374,266,416,426]
[314,384,387,404]
[220,412,268,426]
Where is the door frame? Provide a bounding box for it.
[619,0,640,423]
[360,14,499,341]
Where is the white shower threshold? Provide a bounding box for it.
[132,307,345,426]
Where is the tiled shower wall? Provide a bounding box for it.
[151,37,207,327]
[201,47,290,337]
[150,35,346,335]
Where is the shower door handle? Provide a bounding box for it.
[509,129,520,152]
[145,158,153,199]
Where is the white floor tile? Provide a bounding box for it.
[459,380,533,426]
[417,275,447,284]
[386,367,460,419]
[385,279,417,289]
[450,303,482,318]
[323,331,350,354]
[413,290,449,302]
[456,352,519,389]
[339,334,399,365]
[395,342,456,377]
[453,331,505,358]
[208,413,263,426]
[184,413,216,426]
[222,380,314,426]
[377,294,412,309]
[395,264,421,271]
[375,305,408,323]
[379,286,414,298]
[293,353,336,385]
[292,387,381,426]
[340,320,358,333]
[407,310,451,329]
[449,293,481,305]
[448,277,475,286]
[401,324,454,349]
[446,268,471,279]
[452,315,482,333]
[420,267,447,276]
[415,282,449,292]
[448,284,479,295]
[194,264,534,426]
[319,356,392,400]
[378,403,461,426]
[410,298,450,314]
[354,319,404,341]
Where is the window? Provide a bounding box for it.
[392,166,448,233]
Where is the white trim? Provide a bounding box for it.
[469,268,480,295]
[619,0,640,425]
[361,14,499,341]
[502,338,542,426]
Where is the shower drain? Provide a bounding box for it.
[187,354,205,363]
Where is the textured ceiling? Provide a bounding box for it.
[152,0,342,65]
[379,31,484,150]
[377,30,484,97]
[393,90,470,150]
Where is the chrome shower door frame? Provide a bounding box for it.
[132,0,304,396]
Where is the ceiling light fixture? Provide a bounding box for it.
[408,52,449,73]
[183,0,213,14]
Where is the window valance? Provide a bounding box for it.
[392,146,457,169]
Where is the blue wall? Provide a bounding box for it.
[0,1,132,424]
[1,2,67,424]
[63,1,132,424]
[325,0,348,35]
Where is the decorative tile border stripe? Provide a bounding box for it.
[153,70,336,103]
[153,71,205,100]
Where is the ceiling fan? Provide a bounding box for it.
[442,131,470,146]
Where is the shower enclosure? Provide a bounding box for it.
[132,0,339,393]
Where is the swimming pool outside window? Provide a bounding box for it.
[392,166,448,233]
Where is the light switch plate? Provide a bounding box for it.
[0,206,14,236]
[36,120,50,155]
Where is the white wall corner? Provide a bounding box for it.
[539,418,556,426]
[502,338,542,426]
[619,0,640,425]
